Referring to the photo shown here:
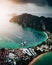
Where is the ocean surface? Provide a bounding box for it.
[0,0,49,49]
[0,25,47,49]
[33,52,52,65]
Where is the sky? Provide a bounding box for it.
[0,0,52,17]
[10,0,52,6]
[0,0,52,34]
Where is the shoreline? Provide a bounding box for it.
[28,54,44,65]
[43,32,48,39]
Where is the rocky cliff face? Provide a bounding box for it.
[10,13,52,33]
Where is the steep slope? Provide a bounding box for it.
[10,13,52,33]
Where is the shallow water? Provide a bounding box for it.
[33,52,52,65]
[0,25,47,49]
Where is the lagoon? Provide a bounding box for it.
[0,24,48,49]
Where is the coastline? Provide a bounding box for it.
[43,32,48,39]
[28,51,52,65]
[0,28,48,48]
[28,54,44,65]
[28,32,51,65]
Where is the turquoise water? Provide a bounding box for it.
[33,52,52,65]
[0,28,47,49]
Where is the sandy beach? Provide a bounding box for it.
[28,54,44,65]
[44,32,48,39]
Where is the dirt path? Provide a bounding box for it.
[28,54,44,65]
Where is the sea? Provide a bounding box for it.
[0,26,48,49]
[33,52,52,65]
